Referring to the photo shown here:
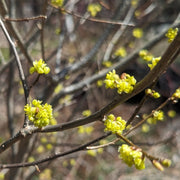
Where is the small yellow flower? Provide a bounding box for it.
[142,124,150,133]
[148,57,161,70]
[102,61,112,67]
[82,110,92,117]
[133,28,143,38]
[139,50,153,61]
[51,0,64,7]
[147,110,164,124]
[59,95,72,104]
[172,87,180,99]
[165,28,178,43]
[46,144,53,150]
[87,3,102,17]
[114,47,127,57]
[62,160,68,167]
[131,0,139,7]
[30,59,50,75]
[96,80,103,87]
[40,137,47,144]
[167,110,176,118]
[55,28,61,35]
[28,156,35,163]
[87,149,97,157]
[54,84,63,94]
[70,159,76,166]
[36,145,45,153]
[145,89,160,98]
[135,10,141,18]
[39,169,52,180]
[68,57,75,64]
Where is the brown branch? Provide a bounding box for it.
[0,133,111,169]
[4,15,47,22]
[0,18,29,104]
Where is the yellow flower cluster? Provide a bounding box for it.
[114,47,127,57]
[104,114,126,134]
[172,87,180,100]
[96,80,103,87]
[148,57,161,70]
[104,70,136,94]
[119,144,145,170]
[51,0,64,7]
[87,3,102,17]
[139,50,161,70]
[132,28,143,38]
[30,59,50,75]
[147,110,164,124]
[102,61,112,68]
[24,99,55,128]
[139,50,153,61]
[131,0,139,8]
[142,110,164,133]
[82,110,92,117]
[165,28,178,43]
[145,88,160,98]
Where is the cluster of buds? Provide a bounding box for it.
[87,3,102,17]
[24,99,55,128]
[104,70,136,94]
[145,88,161,99]
[104,114,126,135]
[165,28,178,42]
[147,110,164,124]
[119,144,145,170]
[139,50,161,70]
[30,59,50,75]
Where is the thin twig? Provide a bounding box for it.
[50,4,134,26]
[126,81,158,126]
[0,18,29,128]
[103,6,135,61]
[4,15,47,22]
[0,18,29,102]
[0,133,111,169]
[125,98,171,136]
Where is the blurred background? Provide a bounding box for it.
[0,0,180,179]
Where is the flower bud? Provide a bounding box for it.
[152,160,164,171]
[161,159,171,167]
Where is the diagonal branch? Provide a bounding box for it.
[0,18,29,104]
